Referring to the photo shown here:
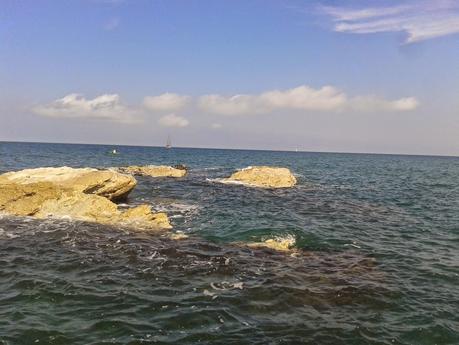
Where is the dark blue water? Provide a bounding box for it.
[0,141,458,344]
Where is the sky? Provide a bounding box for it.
[1,0,458,155]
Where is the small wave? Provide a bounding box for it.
[191,166,225,172]
[206,177,249,186]
[155,202,200,213]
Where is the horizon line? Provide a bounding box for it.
[1,140,458,159]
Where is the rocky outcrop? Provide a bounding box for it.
[0,167,171,230]
[117,165,187,178]
[37,193,171,229]
[0,167,136,201]
[223,166,296,188]
[0,182,63,216]
[0,181,171,230]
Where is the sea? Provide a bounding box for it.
[0,141,458,345]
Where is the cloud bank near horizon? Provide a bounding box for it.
[198,86,418,115]
[143,93,191,112]
[33,93,140,124]
[321,0,459,43]
[158,113,189,128]
[32,85,419,126]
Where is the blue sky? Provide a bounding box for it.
[1,0,459,155]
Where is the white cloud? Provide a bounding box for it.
[198,85,418,116]
[259,86,347,111]
[198,94,261,116]
[33,93,139,123]
[321,0,459,43]
[33,87,419,126]
[350,96,419,111]
[158,113,189,127]
[143,93,190,112]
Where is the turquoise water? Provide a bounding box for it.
[0,141,458,344]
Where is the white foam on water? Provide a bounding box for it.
[206,178,249,186]
[192,166,224,172]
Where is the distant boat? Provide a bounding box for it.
[110,149,119,155]
[166,135,172,149]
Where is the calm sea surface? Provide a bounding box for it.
[0,141,458,344]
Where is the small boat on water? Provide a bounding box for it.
[166,135,172,149]
[110,149,119,155]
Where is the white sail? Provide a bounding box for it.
[166,135,172,149]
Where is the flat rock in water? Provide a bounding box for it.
[118,165,187,178]
[0,166,136,201]
[223,166,296,188]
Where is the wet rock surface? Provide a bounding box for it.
[0,166,136,201]
[0,168,171,230]
[117,165,187,178]
[223,166,297,188]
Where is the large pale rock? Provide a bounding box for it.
[0,182,64,216]
[118,165,187,178]
[0,182,171,230]
[223,166,296,188]
[36,193,171,230]
[119,205,171,229]
[0,167,136,200]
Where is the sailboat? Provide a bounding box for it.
[165,135,172,149]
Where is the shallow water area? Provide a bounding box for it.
[1,142,459,344]
[1,216,388,345]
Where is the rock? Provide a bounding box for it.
[0,182,64,216]
[0,182,171,230]
[173,164,188,171]
[0,167,136,201]
[37,194,171,230]
[169,232,189,240]
[246,235,296,252]
[119,205,171,229]
[223,166,296,188]
[35,191,119,223]
[117,165,187,178]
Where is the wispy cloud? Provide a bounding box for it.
[198,85,418,116]
[158,113,189,127]
[321,0,459,43]
[143,93,191,112]
[33,93,139,123]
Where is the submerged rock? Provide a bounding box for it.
[117,165,187,178]
[169,232,189,240]
[223,166,296,188]
[246,235,296,252]
[0,182,171,230]
[0,167,136,201]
